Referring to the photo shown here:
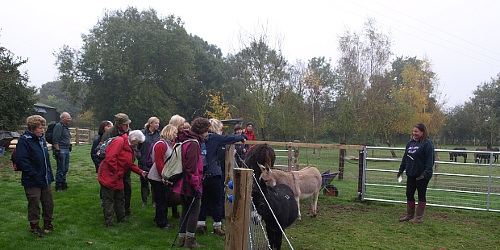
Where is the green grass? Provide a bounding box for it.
[1,145,500,249]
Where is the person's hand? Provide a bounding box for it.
[194,190,201,199]
[416,173,426,181]
[53,150,60,159]
[141,171,148,179]
[397,170,404,178]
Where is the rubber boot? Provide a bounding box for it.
[399,201,415,222]
[184,236,203,248]
[409,202,426,223]
[141,187,149,206]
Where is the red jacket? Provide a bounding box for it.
[244,129,255,149]
[98,133,144,190]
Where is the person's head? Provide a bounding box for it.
[413,123,428,143]
[234,124,243,134]
[60,112,72,126]
[114,113,131,133]
[98,120,113,136]
[191,117,211,140]
[246,122,254,132]
[160,124,178,141]
[145,117,160,131]
[182,122,191,131]
[169,114,186,133]
[27,115,46,137]
[128,130,145,146]
[209,118,223,135]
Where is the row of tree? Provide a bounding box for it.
[2,7,499,146]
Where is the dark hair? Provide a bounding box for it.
[98,120,112,136]
[414,123,428,143]
[191,117,210,135]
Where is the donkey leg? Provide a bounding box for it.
[296,196,302,221]
[311,191,319,217]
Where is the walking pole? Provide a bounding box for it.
[171,197,197,247]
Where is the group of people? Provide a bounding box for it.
[17,109,435,245]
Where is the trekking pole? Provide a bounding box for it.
[171,197,197,247]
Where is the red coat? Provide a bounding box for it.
[98,133,144,190]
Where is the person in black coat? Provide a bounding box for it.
[91,120,113,173]
[196,119,246,236]
[16,115,55,237]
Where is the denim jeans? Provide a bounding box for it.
[55,148,70,184]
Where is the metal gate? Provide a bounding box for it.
[361,146,500,212]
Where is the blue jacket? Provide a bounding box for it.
[16,130,54,188]
[137,127,160,169]
[204,133,246,178]
[399,138,435,180]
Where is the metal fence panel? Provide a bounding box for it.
[362,146,500,212]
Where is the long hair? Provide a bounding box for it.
[414,123,428,143]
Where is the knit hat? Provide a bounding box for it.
[246,122,254,127]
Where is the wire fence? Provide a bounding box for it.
[362,147,500,212]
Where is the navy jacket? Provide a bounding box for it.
[399,138,435,180]
[137,127,160,169]
[16,130,54,188]
[204,133,246,178]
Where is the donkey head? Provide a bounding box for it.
[258,163,276,187]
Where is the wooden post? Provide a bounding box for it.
[287,146,292,171]
[225,168,253,250]
[75,127,80,146]
[293,140,300,170]
[339,143,346,180]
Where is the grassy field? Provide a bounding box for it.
[1,144,499,249]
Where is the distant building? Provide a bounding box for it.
[33,103,60,124]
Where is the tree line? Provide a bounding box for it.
[2,7,499,146]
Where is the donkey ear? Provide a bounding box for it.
[257,163,266,172]
[264,163,272,173]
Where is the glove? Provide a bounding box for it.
[194,190,202,199]
[416,172,426,181]
[53,150,61,159]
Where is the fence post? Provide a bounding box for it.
[338,143,345,180]
[293,140,300,170]
[357,148,365,200]
[75,127,80,146]
[225,168,252,250]
[287,145,293,171]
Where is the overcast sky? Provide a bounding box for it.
[2,0,499,109]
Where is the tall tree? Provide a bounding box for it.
[233,33,288,140]
[0,46,37,130]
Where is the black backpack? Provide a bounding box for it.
[45,123,57,144]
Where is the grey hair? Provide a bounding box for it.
[128,130,145,143]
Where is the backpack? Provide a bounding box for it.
[45,123,57,144]
[11,134,28,171]
[96,137,117,159]
[146,139,167,168]
[161,139,198,183]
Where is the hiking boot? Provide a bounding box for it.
[177,236,186,247]
[55,183,63,192]
[184,236,203,248]
[44,223,55,233]
[31,226,45,238]
[195,225,207,234]
[213,226,225,236]
[62,182,68,190]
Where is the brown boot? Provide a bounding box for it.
[195,225,207,234]
[177,235,185,247]
[399,202,415,222]
[184,236,203,248]
[213,226,225,236]
[409,206,425,223]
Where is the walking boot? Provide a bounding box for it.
[195,225,207,234]
[43,219,55,233]
[184,236,203,248]
[213,226,225,236]
[177,233,186,247]
[399,201,415,222]
[409,202,426,223]
[30,223,45,238]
